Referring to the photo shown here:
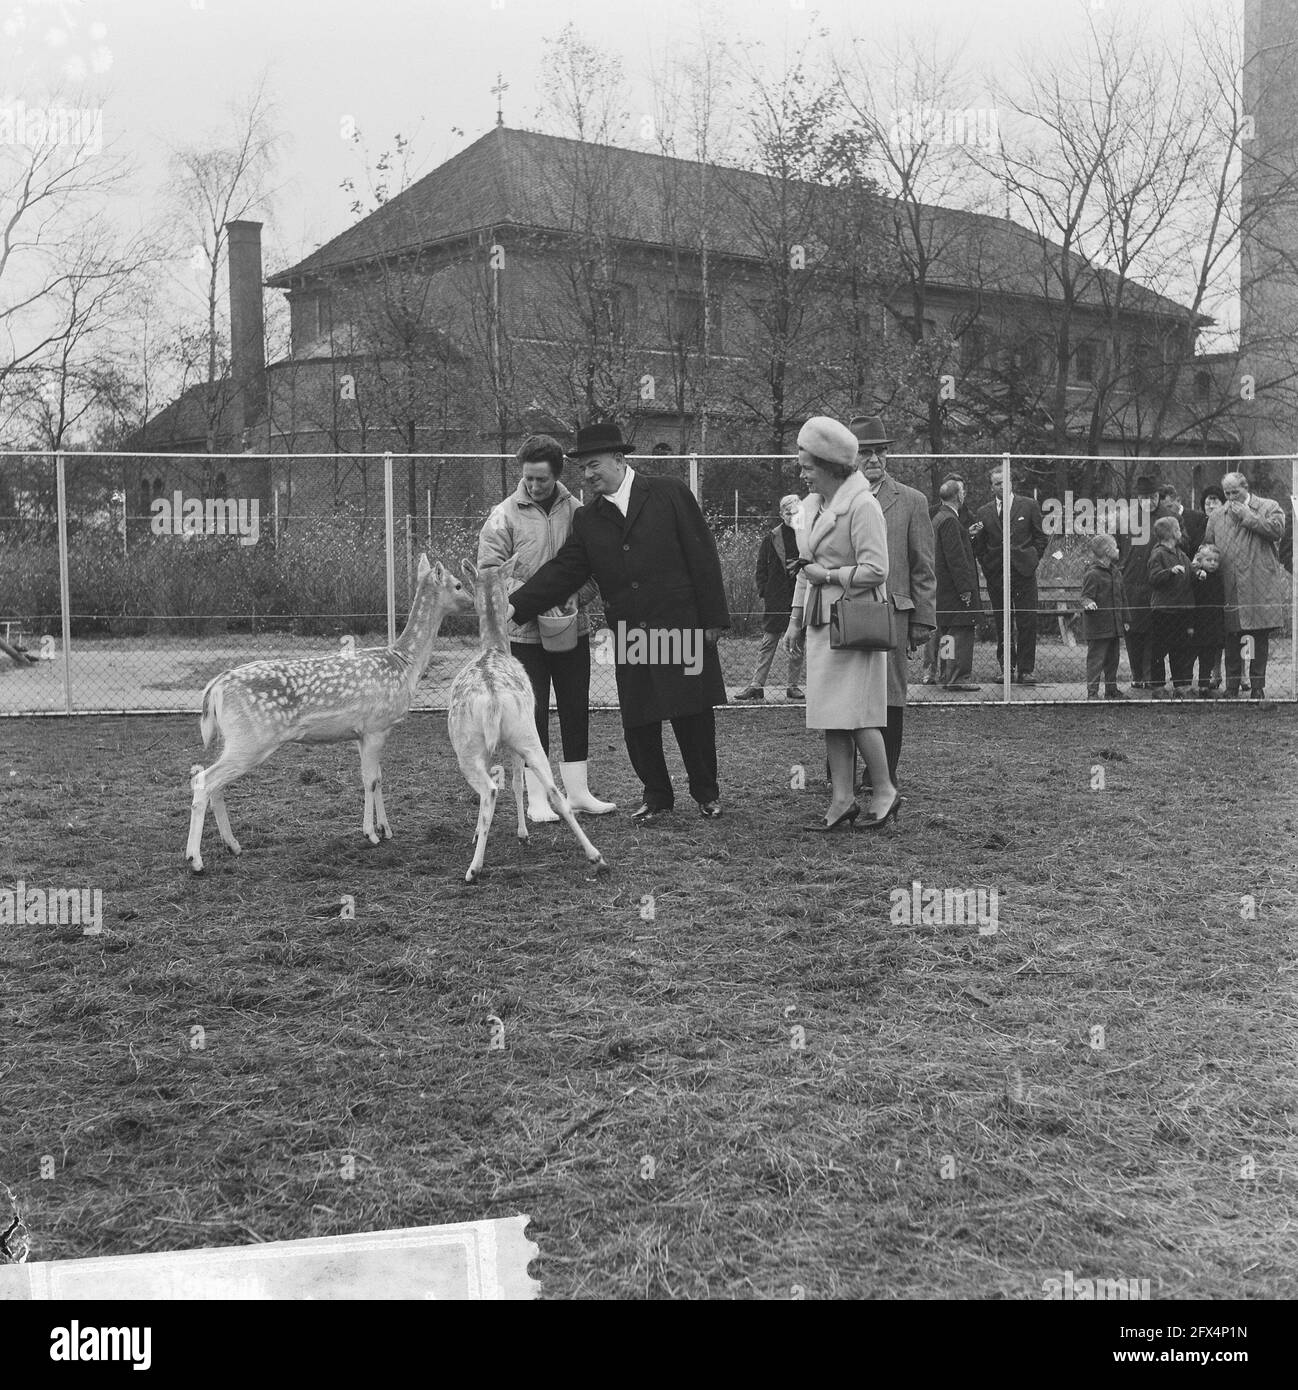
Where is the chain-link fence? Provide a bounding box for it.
[1,450,1293,714]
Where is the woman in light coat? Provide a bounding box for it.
[477,435,615,819]
[783,417,899,831]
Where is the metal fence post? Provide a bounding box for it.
[1002,452,1012,705]
[55,451,73,713]
[1291,455,1297,701]
[384,452,397,646]
[406,513,415,599]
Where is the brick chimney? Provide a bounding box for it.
[226,220,266,436]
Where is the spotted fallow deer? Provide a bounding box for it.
[185,554,474,873]
[448,559,610,884]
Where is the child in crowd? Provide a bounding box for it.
[1080,533,1130,699]
[1147,516,1196,698]
[1190,542,1226,699]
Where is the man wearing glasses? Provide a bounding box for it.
[849,414,936,790]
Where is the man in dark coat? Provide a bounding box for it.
[735,494,805,701]
[1154,484,1207,555]
[851,413,936,783]
[1119,474,1162,690]
[921,472,976,683]
[972,463,1048,684]
[931,479,981,690]
[507,422,730,822]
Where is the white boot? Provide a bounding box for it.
[524,767,559,822]
[560,761,617,815]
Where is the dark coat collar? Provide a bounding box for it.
[597,470,650,531]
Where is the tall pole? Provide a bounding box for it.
[1001,452,1012,706]
[490,231,507,497]
[384,451,397,646]
[1291,456,1297,702]
[55,452,73,713]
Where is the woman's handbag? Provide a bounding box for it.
[828,569,895,652]
[538,609,579,653]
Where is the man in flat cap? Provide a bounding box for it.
[507,422,730,821]
[849,414,936,789]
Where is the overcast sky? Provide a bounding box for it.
[3,0,1216,277]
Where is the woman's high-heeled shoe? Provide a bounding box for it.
[807,801,860,833]
[860,793,903,830]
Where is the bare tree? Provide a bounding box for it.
[975,3,1298,496]
[720,40,846,463]
[0,94,151,448]
[166,75,282,449]
[643,20,736,455]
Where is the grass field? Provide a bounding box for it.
[2,704,1295,1299]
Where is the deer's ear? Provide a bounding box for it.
[461,559,478,585]
[417,553,431,581]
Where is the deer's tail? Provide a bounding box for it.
[199,676,224,749]
[480,697,505,755]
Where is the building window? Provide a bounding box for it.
[892,310,936,344]
[960,325,988,373]
[1075,342,1096,383]
[214,471,228,495]
[597,283,636,339]
[668,290,703,346]
[1015,337,1043,378]
[667,291,721,349]
[1194,369,1212,401]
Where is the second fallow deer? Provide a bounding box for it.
[448,558,610,884]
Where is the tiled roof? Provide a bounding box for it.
[270,127,1199,322]
[123,382,242,451]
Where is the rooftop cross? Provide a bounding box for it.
[492,73,509,128]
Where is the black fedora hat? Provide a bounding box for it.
[849,414,894,449]
[567,421,637,459]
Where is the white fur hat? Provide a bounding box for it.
[796,416,859,469]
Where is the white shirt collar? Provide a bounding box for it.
[605,463,636,516]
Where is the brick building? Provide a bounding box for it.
[128,124,1241,523]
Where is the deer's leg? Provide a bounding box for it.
[187,740,277,872]
[521,746,609,875]
[460,753,499,884]
[359,731,391,843]
[512,755,528,843]
[187,751,254,872]
[186,764,211,873]
[210,790,241,857]
[358,738,374,842]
